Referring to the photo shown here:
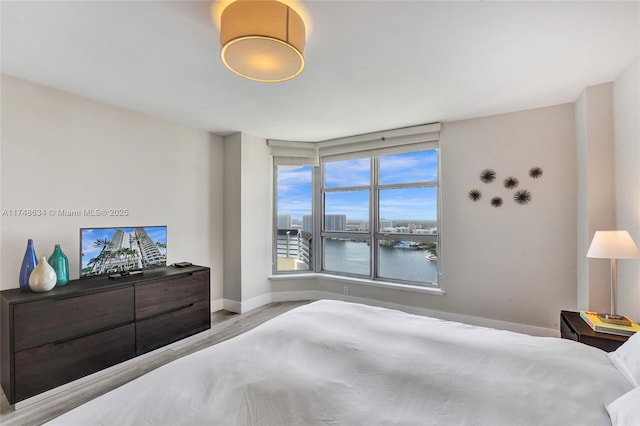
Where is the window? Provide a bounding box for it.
[322,158,371,275]
[321,150,438,285]
[270,123,441,287]
[274,165,313,272]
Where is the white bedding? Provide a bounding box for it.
[48,300,632,426]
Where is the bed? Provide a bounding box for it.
[47,300,638,426]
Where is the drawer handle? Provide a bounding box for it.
[52,322,133,345]
[53,336,80,346]
[51,295,82,302]
[166,303,195,315]
[145,303,196,319]
[51,287,129,302]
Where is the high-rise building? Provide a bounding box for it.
[303,214,313,232]
[324,214,347,231]
[133,227,165,267]
[277,214,292,230]
[111,229,125,250]
[379,219,394,231]
[93,228,166,274]
[92,229,138,274]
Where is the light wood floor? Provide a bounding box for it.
[0,300,309,426]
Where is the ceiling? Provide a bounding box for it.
[1,1,638,142]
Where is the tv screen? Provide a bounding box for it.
[80,226,167,278]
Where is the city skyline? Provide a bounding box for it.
[277,214,437,232]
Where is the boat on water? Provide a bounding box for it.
[425,254,437,261]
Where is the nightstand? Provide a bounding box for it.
[560,311,629,352]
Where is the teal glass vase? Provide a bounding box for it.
[48,244,69,286]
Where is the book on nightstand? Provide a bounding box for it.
[580,311,640,337]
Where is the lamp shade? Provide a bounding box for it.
[220,0,305,82]
[586,230,640,259]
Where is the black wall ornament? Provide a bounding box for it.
[470,167,541,207]
[504,176,519,189]
[513,190,532,205]
[480,169,496,183]
[529,167,543,179]
[490,197,503,208]
[468,189,482,202]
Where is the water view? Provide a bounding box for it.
[324,239,438,283]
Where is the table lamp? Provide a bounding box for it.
[586,230,640,325]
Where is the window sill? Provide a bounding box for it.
[268,273,446,296]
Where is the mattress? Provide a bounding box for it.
[47,299,633,425]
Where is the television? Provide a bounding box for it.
[80,226,167,278]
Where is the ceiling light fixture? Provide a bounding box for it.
[220,0,306,83]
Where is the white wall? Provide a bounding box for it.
[240,133,273,308]
[575,83,616,313]
[613,58,640,320]
[0,76,225,307]
[272,104,578,332]
[440,104,577,328]
[575,86,588,311]
[222,132,273,313]
[274,82,637,329]
[575,68,640,321]
[4,72,635,330]
[223,133,242,306]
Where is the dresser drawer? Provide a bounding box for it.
[14,323,135,402]
[14,287,134,351]
[136,300,210,355]
[135,270,209,320]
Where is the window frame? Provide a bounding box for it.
[269,123,441,288]
[272,164,315,274]
[319,152,439,286]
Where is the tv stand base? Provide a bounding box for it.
[108,270,143,279]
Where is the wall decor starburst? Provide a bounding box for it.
[529,167,543,179]
[468,189,482,202]
[480,169,496,183]
[504,176,519,189]
[513,190,532,205]
[490,197,503,207]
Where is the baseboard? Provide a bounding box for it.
[222,298,241,313]
[222,293,274,314]
[272,290,559,337]
[222,289,558,337]
[240,293,273,313]
[211,298,224,312]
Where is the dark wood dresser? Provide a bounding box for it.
[1,265,210,404]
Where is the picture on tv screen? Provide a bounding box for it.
[80,226,167,278]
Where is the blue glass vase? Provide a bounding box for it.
[49,244,69,286]
[19,239,38,291]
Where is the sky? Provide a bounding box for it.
[278,150,438,221]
